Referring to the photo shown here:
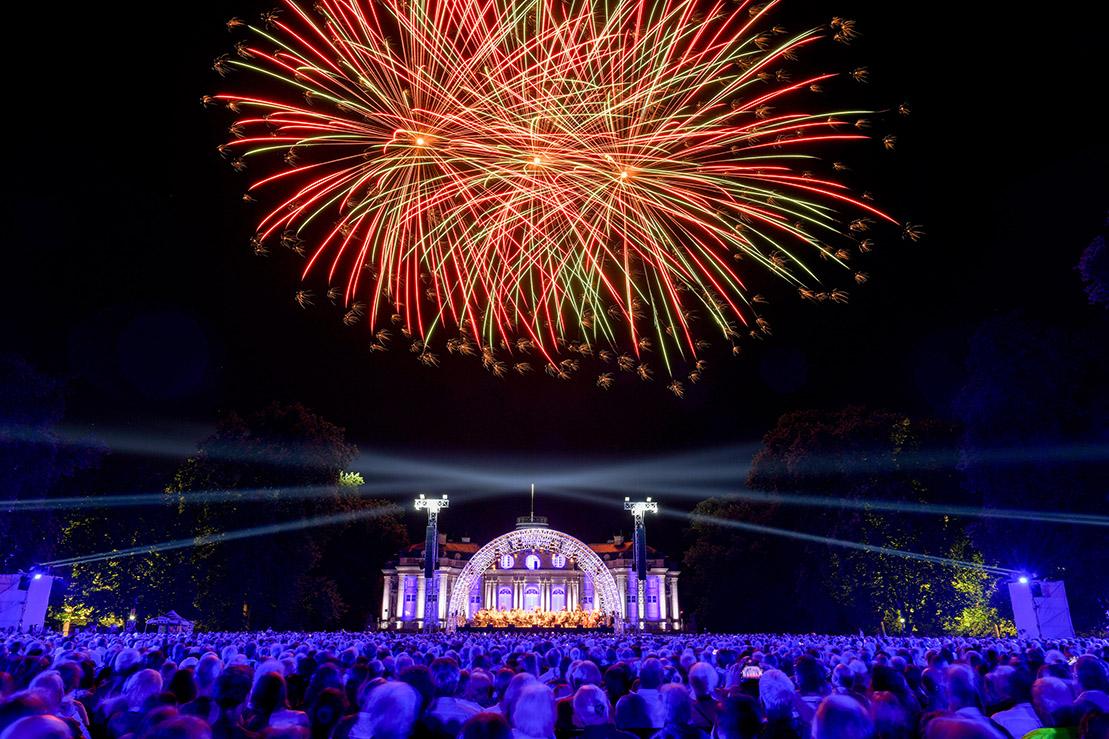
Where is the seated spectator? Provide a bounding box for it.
[714,694,761,739]
[209,665,254,739]
[142,715,214,739]
[573,684,636,739]
[989,666,1041,738]
[346,681,420,739]
[870,691,912,739]
[759,670,803,739]
[0,715,73,739]
[460,712,513,739]
[1027,677,1079,739]
[424,656,481,736]
[304,687,343,739]
[615,693,654,738]
[636,660,667,730]
[107,668,164,738]
[511,683,556,739]
[651,683,708,739]
[812,695,874,739]
[243,673,307,733]
[686,663,718,731]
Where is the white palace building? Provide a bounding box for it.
[379,514,682,631]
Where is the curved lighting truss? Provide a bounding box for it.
[446,528,623,632]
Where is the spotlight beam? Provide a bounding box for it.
[679,510,1018,575]
[1,483,405,512]
[614,483,1109,528]
[540,488,1019,576]
[6,423,1108,487]
[6,475,1105,530]
[40,504,404,568]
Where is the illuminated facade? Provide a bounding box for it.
[379,516,682,631]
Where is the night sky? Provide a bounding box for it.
[5,1,1106,549]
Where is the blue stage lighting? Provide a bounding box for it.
[1018,575,1029,584]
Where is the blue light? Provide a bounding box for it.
[32,573,43,581]
[1018,575,1029,584]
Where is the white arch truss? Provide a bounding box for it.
[446,528,623,632]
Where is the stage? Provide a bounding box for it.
[458,626,615,633]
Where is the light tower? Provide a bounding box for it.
[415,493,449,631]
[624,496,658,630]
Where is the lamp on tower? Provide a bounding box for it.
[624,497,658,630]
[415,494,449,632]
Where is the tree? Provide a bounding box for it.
[0,355,99,570]
[166,402,404,629]
[682,497,798,632]
[59,510,192,627]
[943,536,1015,636]
[700,406,1002,633]
[955,314,1109,631]
[50,599,94,635]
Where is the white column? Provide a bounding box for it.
[616,573,627,618]
[395,576,406,626]
[637,578,646,628]
[416,575,426,623]
[438,573,449,623]
[658,575,668,627]
[665,572,674,625]
[542,580,549,611]
[382,575,393,625]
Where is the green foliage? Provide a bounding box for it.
[685,406,1015,635]
[338,471,365,487]
[943,538,1015,636]
[50,599,93,630]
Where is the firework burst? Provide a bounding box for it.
[212,0,905,385]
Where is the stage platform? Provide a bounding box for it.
[458,626,615,633]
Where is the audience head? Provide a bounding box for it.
[510,682,555,739]
[572,684,611,727]
[813,694,874,739]
[459,711,513,739]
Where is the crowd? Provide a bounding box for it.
[0,630,1106,739]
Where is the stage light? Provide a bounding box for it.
[32,573,43,581]
[1018,575,1029,584]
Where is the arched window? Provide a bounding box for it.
[523,585,540,611]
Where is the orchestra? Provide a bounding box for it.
[464,605,613,629]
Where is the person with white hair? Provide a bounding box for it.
[572,684,636,739]
[812,695,873,739]
[511,682,556,739]
[687,662,719,731]
[760,668,806,736]
[346,680,420,739]
[105,668,164,738]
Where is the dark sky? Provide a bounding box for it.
[5,1,1106,547]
